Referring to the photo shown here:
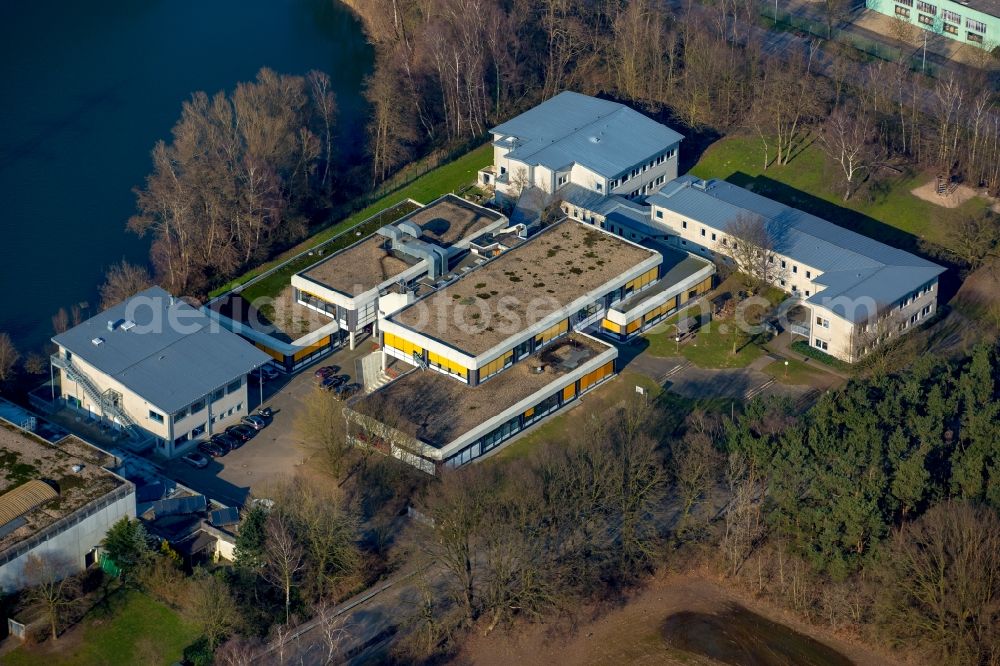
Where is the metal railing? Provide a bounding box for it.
[50,354,142,439]
[0,481,134,568]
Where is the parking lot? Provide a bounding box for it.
[161,338,376,507]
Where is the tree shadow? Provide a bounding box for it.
[725,172,964,303]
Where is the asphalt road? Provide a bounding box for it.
[161,342,372,507]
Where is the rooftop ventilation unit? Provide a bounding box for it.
[121,320,136,332]
[91,337,104,346]
[107,320,118,332]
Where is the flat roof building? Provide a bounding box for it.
[289,194,510,352]
[51,287,272,458]
[0,420,134,592]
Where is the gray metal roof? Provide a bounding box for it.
[648,177,945,322]
[491,92,684,179]
[53,287,271,413]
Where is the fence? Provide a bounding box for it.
[760,9,943,78]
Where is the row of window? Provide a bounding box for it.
[446,362,615,468]
[479,349,513,381]
[383,331,423,360]
[534,318,569,346]
[169,378,243,422]
[427,350,468,380]
[892,4,987,34]
[625,267,658,294]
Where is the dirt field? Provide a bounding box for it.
[455,572,902,666]
[910,180,979,209]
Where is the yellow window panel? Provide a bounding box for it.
[626,319,642,334]
[562,384,576,401]
[524,407,535,418]
[601,319,622,333]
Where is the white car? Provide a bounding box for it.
[260,363,282,380]
[181,452,209,469]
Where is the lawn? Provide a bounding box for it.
[495,371,662,461]
[647,322,766,369]
[5,590,198,666]
[761,356,830,386]
[210,142,494,299]
[688,135,988,254]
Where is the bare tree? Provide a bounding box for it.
[721,452,765,577]
[264,510,305,625]
[99,260,153,309]
[215,637,259,666]
[947,210,1000,269]
[23,353,46,376]
[23,555,79,641]
[296,389,351,477]
[51,308,69,335]
[726,213,782,293]
[876,501,1000,664]
[819,101,883,201]
[0,332,19,382]
[184,569,242,648]
[313,601,353,664]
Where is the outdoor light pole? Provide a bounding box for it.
[259,367,263,406]
[675,334,680,353]
[784,359,789,379]
[922,32,927,74]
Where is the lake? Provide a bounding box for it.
[0,0,372,353]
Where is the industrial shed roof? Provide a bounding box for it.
[53,287,271,413]
[0,480,57,528]
[491,92,684,179]
[648,177,945,321]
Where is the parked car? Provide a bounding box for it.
[212,433,241,451]
[241,414,267,430]
[181,452,209,469]
[226,424,255,442]
[334,382,361,400]
[198,441,225,458]
[313,365,340,381]
[256,406,273,418]
[321,374,349,391]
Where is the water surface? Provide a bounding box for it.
[0,0,372,351]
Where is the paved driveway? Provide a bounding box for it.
[162,340,375,506]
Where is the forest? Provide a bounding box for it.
[119,0,1000,299]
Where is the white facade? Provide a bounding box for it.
[0,482,135,593]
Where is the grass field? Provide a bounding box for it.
[5,590,198,666]
[688,135,988,253]
[761,356,830,386]
[210,142,493,299]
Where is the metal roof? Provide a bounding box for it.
[491,92,684,179]
[53,287,272,413]
[648,177,945,321]
[0,480,58,527]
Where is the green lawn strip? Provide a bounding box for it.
[6,589,198,666]
[688,135,988,253]
[761,356,829,385]
[644,314,765,369]
[496,372,661,461]
[790,339,853,372]
[209,142,493,298]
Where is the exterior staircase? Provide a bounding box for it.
[50,354,143,440]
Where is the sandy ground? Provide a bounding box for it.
[910,179,979,208]
[455,572,903,666]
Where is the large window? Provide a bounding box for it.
[479,350,513,381]
[918,13,935,25]
[967,17,986,32]
[579,362,614,393]
[895,5,911,18]
[968,30,984,42]
[534,319,568,347]
[624,267,658,295]
[149,410,164,424]
[942,8,960,22]
[227,379,242,394]
[427,350,468,380]
[383,332,423,361]
[190,399,206,413]
[916,0,936,13]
